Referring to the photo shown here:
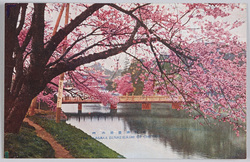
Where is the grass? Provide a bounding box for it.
[29,115,124,158]
[4,122,55,158]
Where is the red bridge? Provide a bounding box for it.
[62,95,191,111]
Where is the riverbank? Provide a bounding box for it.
[4,122,55,158]
[4,112,124,158]
[23,118,73,158]
[28,114,124,158]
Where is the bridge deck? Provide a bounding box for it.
[62,95,189,104]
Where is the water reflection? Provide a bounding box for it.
[62,103,246,159]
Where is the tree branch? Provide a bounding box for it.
[129,3,150,13]
[46,25,104,68]
[44,4,105,65]
[20,27,33,54]
[109,4,197,67]
[44,21,141,84]
[48,81,86,99]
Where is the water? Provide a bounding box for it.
[61,103,246,159]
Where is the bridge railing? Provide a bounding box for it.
[63,96,96,102]
[63,95,185,103]
[119,95,174,102]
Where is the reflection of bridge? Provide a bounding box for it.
[65,110,175,121]
[62,95,190,111]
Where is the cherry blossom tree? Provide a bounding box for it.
[5,3,246,134]
[114,73,134,95]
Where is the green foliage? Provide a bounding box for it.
[4,122,55,158]
[29,115,124,158]
[122,59,145,95]
[106,80,116,91]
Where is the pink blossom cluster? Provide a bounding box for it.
[114,73,134,95]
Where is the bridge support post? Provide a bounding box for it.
[172,102,182,109]
[29,96,37,116]
[142,103,151,110]
[110,104,117,110]
[110,109,117,114]
[78,103,82,114]
[126,93,129,100]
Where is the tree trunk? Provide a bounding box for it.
[5,4,20,118]
[4,83,39,133]
[5,101,32,133]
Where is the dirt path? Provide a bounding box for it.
[23,118,73,158]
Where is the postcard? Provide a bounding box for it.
[4,2,247,159]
